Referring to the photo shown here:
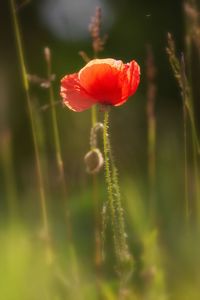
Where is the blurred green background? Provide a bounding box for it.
[1,0,184,197]
[1,0,200,299]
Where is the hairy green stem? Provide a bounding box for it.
[103,110,131,277]
[108,140,128,259]
[103,110,119,259]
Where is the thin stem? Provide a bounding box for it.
[93,174,102,270]
[191,119,200,221]
[183,104,189,223]
[91,105,97,127]
[167,36,200,225]
[90,106,103,272]
[181,56,200,223]
[10,0,49,237]
[182,7,200,223]
[45,48,71,240]
[146,45,157,222]
[147,111,156,220]
[1,130,18,222]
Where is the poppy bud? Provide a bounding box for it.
[84,148,104,174]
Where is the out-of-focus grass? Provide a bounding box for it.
[1,172,200,300]
[0,225,53,300]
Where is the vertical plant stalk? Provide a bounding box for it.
[44,47,71,241]
[183,104,189,222]
[180,55,190,224]
[166,33,200,224]
[91,105,97,127]
[79,50,102,272]
[88,6,107,274]
[90,110,103,272]
[10,0,50,250]
[103,110,119,258]
[103,110,132,282]
[146,45,157,222]
[190,110,200,221]
[93,161,102,270]
[181,54,200,223]
[183,1,200,221]
[108,139,128,263]
[1,130,18,222]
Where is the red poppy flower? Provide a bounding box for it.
[60,58,140,112]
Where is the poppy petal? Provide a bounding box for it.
[60,73,97,112]
[114,60,140,106]
[78,59,124,105]
[127,60,140,96]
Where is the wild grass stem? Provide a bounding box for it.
[183,104,189,223]
[88,6,105,274]
[1,130,18,222]
[44,47,71,241]
[146,46,157,223]
[166,33,200,225]
[10,0,50,253]
[184,1,200,224]
[180,54,200,224]
[90,106,103,272]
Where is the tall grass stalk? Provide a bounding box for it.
[79,48,102,278]
[146,46,157,223]
[182,72,199,224]
[44,47,71,240]
[88,6,106,274]
[90,107,103,273]
[184,0,200,223]
[183,102,189,222]
[10,0,50,251]
[1,129,18,222]
[166,33,200,224]
[166,35,191,224]
[79,7,103,282]
[179,55,190,224]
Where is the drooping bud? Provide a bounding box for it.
[84,148,104,174]
[90,122,104,149]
